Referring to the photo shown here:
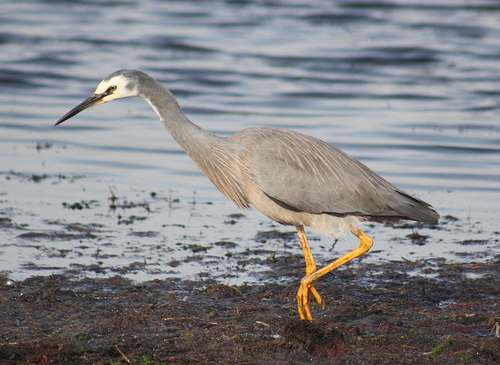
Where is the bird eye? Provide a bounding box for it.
[107,85,117,93]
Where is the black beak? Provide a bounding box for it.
[55,92,107,126]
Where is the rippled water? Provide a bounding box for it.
[1,0,499,283]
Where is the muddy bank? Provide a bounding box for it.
[1,257,499,364]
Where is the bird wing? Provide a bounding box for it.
[248,128,437,221]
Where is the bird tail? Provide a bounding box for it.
[391,190,440,224]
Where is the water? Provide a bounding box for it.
[1,0,499,283]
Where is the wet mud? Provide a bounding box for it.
[1,256,499,364]
[1,172,499,363]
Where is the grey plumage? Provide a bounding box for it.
[56,69,439,320]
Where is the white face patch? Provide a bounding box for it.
[94,74,138,102]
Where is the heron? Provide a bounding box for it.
[55,69,439,321]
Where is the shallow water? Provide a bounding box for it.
[1,0,499,283]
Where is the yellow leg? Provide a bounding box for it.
[296,226,374,321]
[296,226,323,316]
[297,226,316,275]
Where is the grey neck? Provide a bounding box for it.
[140,78,222,160]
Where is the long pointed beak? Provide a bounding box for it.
[55,92,107,126]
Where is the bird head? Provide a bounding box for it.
[55,70,139,126]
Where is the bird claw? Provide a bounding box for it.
[297,277,324,321]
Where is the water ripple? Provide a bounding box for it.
[1,0,499,281]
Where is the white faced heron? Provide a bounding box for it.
[56,69,439,321]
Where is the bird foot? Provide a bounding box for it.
[296,276,324,321]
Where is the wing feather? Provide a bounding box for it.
[247,127,438,223]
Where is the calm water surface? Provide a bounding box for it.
[1,0,499,283]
